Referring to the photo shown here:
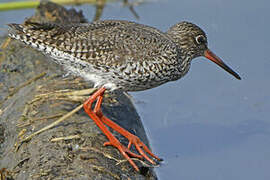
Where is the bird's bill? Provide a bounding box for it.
[204,49,241,80]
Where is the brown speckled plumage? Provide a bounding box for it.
[7,19,242,172]
[8,20,239,91]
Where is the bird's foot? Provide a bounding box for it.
[83,87,162,171]
[99,115,161,165]
[101,124,161,171]
[102,135,144,172]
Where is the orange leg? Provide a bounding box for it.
[83,87,161,172]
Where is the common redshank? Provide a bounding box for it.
[8,20,241,171]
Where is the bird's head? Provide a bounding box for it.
[167,21,241,80]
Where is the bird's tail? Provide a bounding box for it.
[8,21,63,44]
[8,21,59,50]
[8,23,27,41]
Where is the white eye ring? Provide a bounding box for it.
[195,35,205,44]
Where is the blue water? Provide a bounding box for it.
[1,0,269,179]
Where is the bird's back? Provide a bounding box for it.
[8,20,182,91]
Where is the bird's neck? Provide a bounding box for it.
[166,30,193,77]
[179,52,192,77]
[173,42,193,77]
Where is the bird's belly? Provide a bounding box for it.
[75,67,171,91]
[67,63,180,92]
[109,74,172,92]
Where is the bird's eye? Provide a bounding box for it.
[195,35,205,44]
